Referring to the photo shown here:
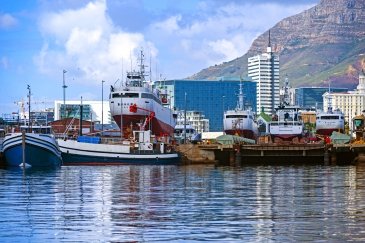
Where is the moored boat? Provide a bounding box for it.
[58,130,180,165]
[3,125,62,167]
[315,107,345,136]
[109,50,176,138]
[269,77,303,142]
[316,78,345,136]
[223,81,258,139]
[269,105,304,142]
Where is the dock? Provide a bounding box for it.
[177,143,365,166]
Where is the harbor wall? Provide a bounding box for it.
[176,143,365,166]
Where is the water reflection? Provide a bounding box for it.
[0,165,364,241]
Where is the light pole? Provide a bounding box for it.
[222,95,225,131]
[62,70,67,119]
[102,80,105,136]
[184,92,187,144]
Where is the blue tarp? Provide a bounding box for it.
[77,136,101,144]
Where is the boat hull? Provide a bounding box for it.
[58,139,180,165]
[316,128,344,136]
[113,114,174,137]
[3,134,62,167]
[223,111,258,139]
[224,129,256,139]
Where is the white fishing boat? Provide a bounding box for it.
[223,81,258,139]
[58,130,180,165]
[109,50,176,138]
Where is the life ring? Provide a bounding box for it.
[148,144,153,149]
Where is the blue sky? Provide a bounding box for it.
[0,0,318,115]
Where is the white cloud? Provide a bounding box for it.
[1,56,9,69]
[35,0,315,82]
[35,0,156,86]
[0,13,17,29]
[147,2,315,77]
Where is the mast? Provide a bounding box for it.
[283,75,290,106]
[327,79,333,112]
[238,77,244,111]
[27,85,32,131]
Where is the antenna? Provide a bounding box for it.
[268,30,271,48]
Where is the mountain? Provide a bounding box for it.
[189,0,365,90]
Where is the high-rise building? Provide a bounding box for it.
[248,33,280,115]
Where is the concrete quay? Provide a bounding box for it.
[176,143,365,166]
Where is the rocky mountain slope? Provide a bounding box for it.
[189,0,365,89]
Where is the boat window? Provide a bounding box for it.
[112,93,122,98]
[320,116,339,120]
[112,93,139,98]
[124,93,139,98]
[141,93,162,105]
[226,115,247,118]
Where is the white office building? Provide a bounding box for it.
[54,100,111,124]
[176,110,210,133]
[323,71,365,130]
[248,45,280,115]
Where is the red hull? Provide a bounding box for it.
[316,129,344,136]
[271,134,302,141]
[113,115,174,137]
[224,129,256,139]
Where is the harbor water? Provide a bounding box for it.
[1,164,365,242]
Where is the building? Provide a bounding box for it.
[49,118,94,136]
[323,72,365,130]
[176,110,209,133]
[54,100,111,124]
[155,77,256,131]
[248,39,280,115]
[295,87,348,110]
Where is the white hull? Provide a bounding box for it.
[109,87,176,135]
[316,111,344,135]
[269,105,303,140]
[223,110,258,139]
[58,139,179,165]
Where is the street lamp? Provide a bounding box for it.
[62,70,67,119]
[222,95,225,130]
[102,80,105,136]
[184,92,187,144]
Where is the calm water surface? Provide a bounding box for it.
[0,164,365,242]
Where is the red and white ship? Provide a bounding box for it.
[223,81,258,139]
[269,77,303,142]
[315,108,344,136]
[109,51,176,137]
